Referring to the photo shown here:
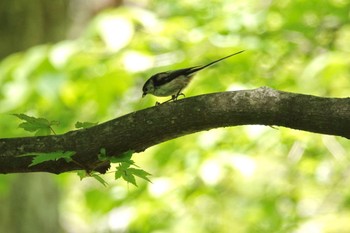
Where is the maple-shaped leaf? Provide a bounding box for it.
[115,162,137,186]
[13,114,59,135]
[115,162,151,187]
[127,168,152,183]
[121,169,138,187]
[21,151,75,166]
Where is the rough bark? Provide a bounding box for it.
[1,87,349,174]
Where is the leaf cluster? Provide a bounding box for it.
[13,114,151,187]
[98,148,151,187]
[13,114,59,135]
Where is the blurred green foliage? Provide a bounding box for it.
[1,0,350,232]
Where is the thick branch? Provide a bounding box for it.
[1,87,350,174]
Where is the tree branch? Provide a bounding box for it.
[1,87,349,174]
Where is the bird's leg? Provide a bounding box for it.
[174,89,185,100]
[155,95,176,105]
[176,93,185,99]
[164,95,177,103]
[155,89,186,105]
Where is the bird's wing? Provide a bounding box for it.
[153,66,199,86]
[152,50,244,86]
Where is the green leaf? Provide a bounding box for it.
[115,162,151,186]
[98,149,135,164]
[115,169,122,180]
[75,121,98,129]
[91,173,108,187]
[76,170,108,186]
[98,148,107,161]
[128,168,152,183]
[98,149,150,187]
[122,170,138,187]
[35,128,51,136]
[120,150,134,160]
[77,170,87,180]
[20,151,76,166]
[120,162,132,170]
[109,150,135,163]
[115,163,137,186]
[13,114,59,135]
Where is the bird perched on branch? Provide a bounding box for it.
[142,50,244,104]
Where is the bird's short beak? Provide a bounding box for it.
[142,92,146,98]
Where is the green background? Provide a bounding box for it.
[1,0,350,232]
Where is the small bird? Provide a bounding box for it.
[142,50,244,104]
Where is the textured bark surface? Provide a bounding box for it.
[1,87,349,174]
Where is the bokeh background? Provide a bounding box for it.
[1,0,350,232]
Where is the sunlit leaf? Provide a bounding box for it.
[115,162,151,187]
[13,114,59,135]
[121,170,138,187]
[114,169,122,180]
[127,168,152,183]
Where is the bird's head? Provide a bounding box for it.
[142,77,155,98]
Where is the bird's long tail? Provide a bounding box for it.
[191,50,245,73]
